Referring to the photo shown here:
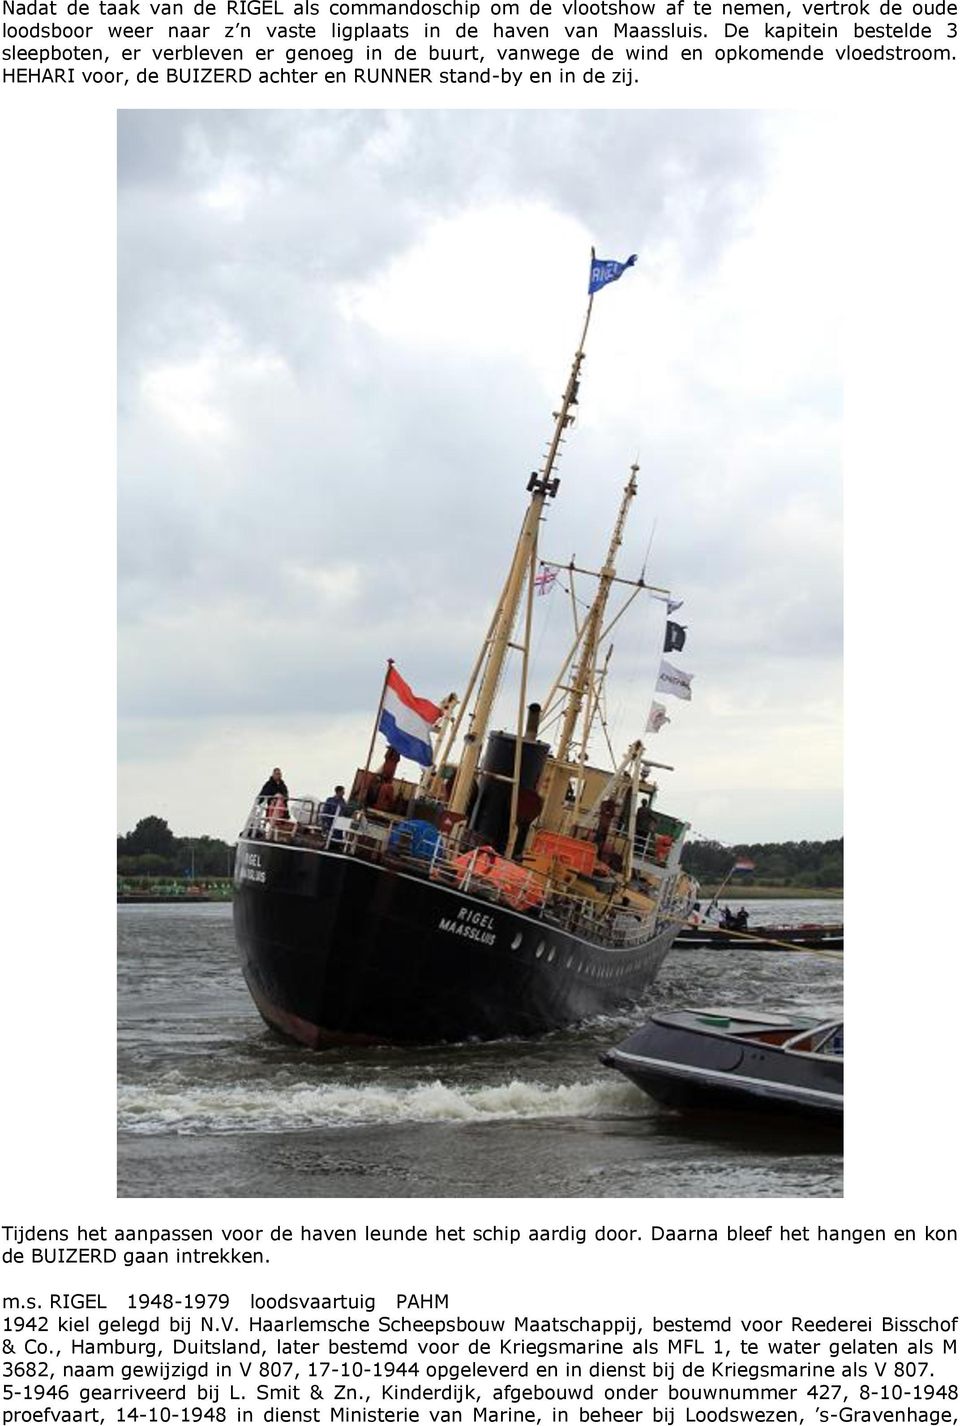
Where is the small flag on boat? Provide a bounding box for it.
[656,658,694,701]
[650,591,684,615]
[664,620,687,653]
[534,567,558,596]
[646,701,670,734]
[379,666,443,767]
[732,858,756,873]
[588,254,637,295]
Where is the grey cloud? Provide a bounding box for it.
[118,109,840,840]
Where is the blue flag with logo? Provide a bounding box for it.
[589,253,637,294]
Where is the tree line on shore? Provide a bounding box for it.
[117,815,843,889]
[117,816,235,879]
[680,837,843,889]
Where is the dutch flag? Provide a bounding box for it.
[379,666,443,767]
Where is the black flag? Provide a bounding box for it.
[664,621,687,653]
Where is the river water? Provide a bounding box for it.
[117,900,842,1199]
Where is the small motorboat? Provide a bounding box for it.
[601,1008,843,1124]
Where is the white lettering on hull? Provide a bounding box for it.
[239,849,266,884]
[438,907,497,946]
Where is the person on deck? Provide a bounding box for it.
[257,767,289,834]
[320,785,348,844]
[322,785,348,819]
[595,798,617,851]
[259,767,289,801]
[252,770,286,832]
[735,906,749,931]
[635,798,654,852]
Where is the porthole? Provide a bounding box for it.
[511,932,523,950]
[547,947,556,963]
[535,941,545,958]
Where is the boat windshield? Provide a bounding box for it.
[782,1022,844,1056]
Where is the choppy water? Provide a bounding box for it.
[117,900,842,1199]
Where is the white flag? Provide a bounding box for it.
[646,701,670,733]
[656,659,693,701]
[651,592,684,615]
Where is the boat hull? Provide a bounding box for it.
[601,1013,843,1124]
[233,836,682,1045]
[676,926,843,951]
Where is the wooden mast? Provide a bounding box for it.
[446,278,597,820]
[553,460,640,768]
[534,462,640,829]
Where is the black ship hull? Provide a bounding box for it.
[233,836,683,1045]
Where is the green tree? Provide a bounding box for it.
[681,837,843,888]
[117,816,236,880]
[128,852,173,877]
[180,835,235,877]
[119,815,177,858]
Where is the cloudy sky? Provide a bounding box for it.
[118,109,841,847]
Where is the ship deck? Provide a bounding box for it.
[239,795,693,951]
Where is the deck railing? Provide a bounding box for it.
[241,797,694,950]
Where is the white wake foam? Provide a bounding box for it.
[118,1074,646,1135]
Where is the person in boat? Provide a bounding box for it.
[721,906,736,929]
[258,768,289,832]
[735,906,749,931]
